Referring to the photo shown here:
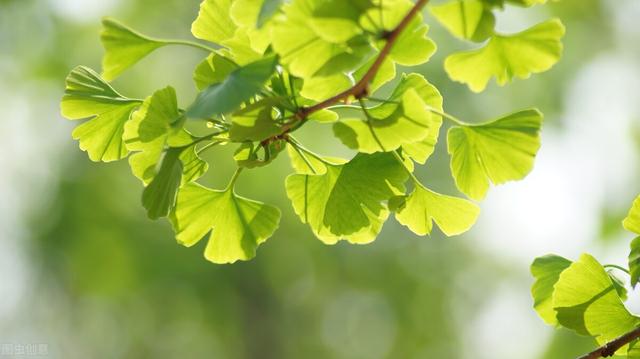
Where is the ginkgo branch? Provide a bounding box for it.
[577,327,640,359]
[274,0,429,137]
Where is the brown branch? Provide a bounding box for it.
[277,0,430,136]
[577,327,640,359]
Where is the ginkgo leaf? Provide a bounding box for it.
[285,153,408,244]
[530,254,572,326]
[187,56,277,119]
[334,73,442,154]
[229,98,284,143]
[334,89,432,153]
[100,18,166,81]
[387,17,436,66]
[142,149,183,220]
[624,195,640,234]
[444,19,565,92]
[234,140,286,169]
[300,74,352,102]
[629,237,640,288]
[123,87,193,184]
[170,183,281,264]
[392,185,480,236]
[286,144,328,175]
[552,254,640,347]
[258,0,284,27]
[447,109,543,200]
[61,66,141,162]
[191,0,237,44]
[193,53,238,91]
[429,0,496,42]
[271,0,373,78]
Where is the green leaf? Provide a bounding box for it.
[530,254,572,326]
[142,149,183,220]
[429,0,496,42]
[179,144,209,183]
[229,99,282,142]
[552,254,640,346]
[123,87,193,184]
[630,237,640,288]
[234,141,286,169]
[285,153,408,244]
[334,89,433,153]
[333,74,442,155]
[271,0,373,78]
[624,195,640,234]
[387,17,436,66]
[191,0,237,44]
[100,18,166,81]
[170,183,281,264]
[187,56,277,119]
[300,74,352,102]
[444,19,565,92]
[353,56,396,95]
[258,0,284,27]
[447,109,543,200]
[393,185,480,236]
[61,66,141,162]
[193,53,238,91]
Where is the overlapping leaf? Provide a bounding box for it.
[445,19,565,92]
[286,153,408,244]
[187,56,277,119]
[392,185,480,236]
[271,0,373,78]
[124,87,205,185]
[430,0,495,42]
[553,254,640,347]
[61,66,141,162]
[333,74,442,157]
[171,183,281,264]
[530,254,572,325]
[447,109,543,200]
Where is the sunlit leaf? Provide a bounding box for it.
[334,74,442,155]
[447,109,543,200]
[444,19,565,92]
[553,254,640,347]
[171,183,281,264]
[100,18,166,81]
[392,185,480,236]
[193,53,238,91]
[61,66,141,162]
[429,0,495,42]
[624,195,640,235]
[191,0,237,44]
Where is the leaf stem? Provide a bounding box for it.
[391,150,423,189]
[604,264,630,275]
[287,137,335,166]
[425,106,466,126]
[577,326,640,359]
[164,39,217,53]
[226,167,244,191]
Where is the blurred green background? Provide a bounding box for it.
[1,0,639,358]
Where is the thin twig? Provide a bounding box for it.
[577,327,640,359]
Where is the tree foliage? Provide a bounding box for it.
[61,0,564,264]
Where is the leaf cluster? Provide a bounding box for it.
[61,0,563,263]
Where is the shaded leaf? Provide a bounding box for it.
[530,254,572,326]
[285,153,408,244]
[142,149,183,220]
[187,56,277,119]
